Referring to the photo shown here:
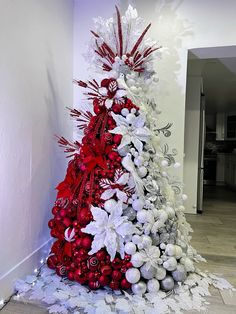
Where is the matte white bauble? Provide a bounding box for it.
[165,244,176,257]
[124,242,136,255]
[132,235,142,245]
[137,210,148,223]
[175,246,183,259]
[163,257,177,271]
[131,252,145,268]
[118,146,129,156]
[182,194,188,201]
[125,268,141,284]
[160,243,166,250]
[172,265,187,282]
[160,276,175,291]
[121,108,129,116]
[173,162,181,168]
[155,267,166,280]
[162,171,167,177]
[161,159,168,167]
[147,278,160,293]
[141,235,152,248]
[104,199,117,213]
[140,263,156,279]
[137,166,147,178]
[159,210,168,222]
[126,113,136,124]
[132,198,145,211]
[131,108,136,114]
[131,281,147,295]
[182,257,195,272]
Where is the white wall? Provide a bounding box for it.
[0,0,73,299]
[74,0,236,213]
[183,77,202,213]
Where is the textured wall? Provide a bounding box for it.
[0,0,73,299]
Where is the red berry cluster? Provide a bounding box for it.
[47,85,138,291]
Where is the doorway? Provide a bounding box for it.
[184,46,236,214]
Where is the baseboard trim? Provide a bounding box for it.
[0,238,53,300]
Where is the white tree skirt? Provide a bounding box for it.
[15,266,235,314]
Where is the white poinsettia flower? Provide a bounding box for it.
[122,153,144,196]
[81,202,136,260]
[100,169,130,202]
[136,246,161,270]
[109,112,151,153]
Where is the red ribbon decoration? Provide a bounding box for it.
[73,110,110,220]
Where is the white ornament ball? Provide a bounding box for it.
[125,268,141,284]
[172,265,187,282]
[155,267,166,280]
[160,243,166,250]
[124,242,136,255]
[161,159,168,167]
[163,257,177,271]
[137,210,148,223]
[137,166,147,178]
[140,263,156,279]
[131,253,144,268]
[104,199,117,213]
[147,278,160,293]
[160,276,175,291]
[174,162,181,168]
[159,210,168,223]
[121,108,129,116]
[131,281,147,295]
[132,235,142,245]
[165,244,176,256]
[126,113,136,124]
[182,194,188,201]
[162,171,167,177]
[132,198,145,211]
[175,246,183,259]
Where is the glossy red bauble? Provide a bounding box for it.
[96,250,107,261]
[87,256,99,270]
[59,209,67,217]
[78,208,91,226]
[78,248,88,260]
[112,270,122,281]
[62,217,71,227]
[67,271,75,281]
[120,278,131,290]
[113,134,122,144]
[111,257,122,269]
[101,265,112,276]
[47,255,58,269]
[109,280,120,290]
[48,219,55,229]
[98,275,110,286]
[81,236,92,250]
[88,272,96,282]
[88,281,101,290]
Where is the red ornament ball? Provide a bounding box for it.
[67,271,75,281]
[96,250,107,261]
[98,275,110,286]
[109,280,120,290]
[81,236,92,250]
[112,270,122,281]
[88,281,101,290]
[47,255,58,269]
[101,265,112,276]
[120,278,131,290]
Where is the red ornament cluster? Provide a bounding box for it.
[47,78,139,290]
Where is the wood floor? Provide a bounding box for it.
[1,186,236,313]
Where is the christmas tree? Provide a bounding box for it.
[47,5,201,294]
[14,6,233,314]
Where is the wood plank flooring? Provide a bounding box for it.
[1,186,236,313]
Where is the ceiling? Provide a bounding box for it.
[187,48,236,114]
